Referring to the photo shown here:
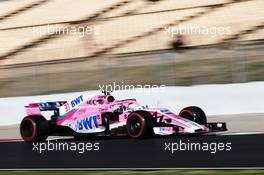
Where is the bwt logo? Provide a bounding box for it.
[71,95,83,108]
[76,115,98,131]
[64,95,84,112]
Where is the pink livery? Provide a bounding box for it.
[20,91,227,142]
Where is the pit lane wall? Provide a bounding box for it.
[0,81,263,126]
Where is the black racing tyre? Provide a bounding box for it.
[20,115,49,142]
[126,110,154,139]
[179,106,207,125]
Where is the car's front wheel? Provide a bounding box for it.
[20,115,49,142]
[179,106,207,125]
[126,111,154,139]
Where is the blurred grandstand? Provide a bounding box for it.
[0,0,263,96]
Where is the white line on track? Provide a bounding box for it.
[0,139,23,143]
[215,131,264,136]
[0,132,264,143]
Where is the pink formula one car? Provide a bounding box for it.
[20,92,227,142]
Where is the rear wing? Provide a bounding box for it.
[25,94,87,116]
[25,101,67,116]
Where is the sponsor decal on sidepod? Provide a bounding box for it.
[74,115,98,132]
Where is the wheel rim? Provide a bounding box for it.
[128,114,144,138]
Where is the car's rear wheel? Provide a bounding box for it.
[179,106,207,124]
[20,115,49,142]
[126,111,154,139]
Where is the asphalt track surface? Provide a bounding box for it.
[0,113,263,169]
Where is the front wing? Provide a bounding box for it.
[153,122,227,135]
[205,122,227,132]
